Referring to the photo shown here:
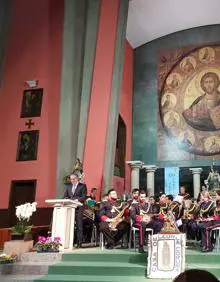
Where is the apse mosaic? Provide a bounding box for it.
[158,45,220,160]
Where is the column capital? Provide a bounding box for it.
[142,165,158,173]
[189,168,203,174]
[126,160,143,169]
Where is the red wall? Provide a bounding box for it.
[0,0,63,208]
[83,0,119,195]
[113,176,125,196]
[118,40,133,192]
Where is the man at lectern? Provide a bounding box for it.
[63,172,87,248]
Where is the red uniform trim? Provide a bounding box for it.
[101,215,108,222]
[135,215,142,222]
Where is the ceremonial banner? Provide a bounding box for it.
[165,167,179,197]
[147,233,186,279]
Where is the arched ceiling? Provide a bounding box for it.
[126,0,220,48]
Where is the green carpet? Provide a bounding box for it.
[34,249,220,282]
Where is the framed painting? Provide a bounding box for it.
[20,88,43,118]
[16,130,39,161]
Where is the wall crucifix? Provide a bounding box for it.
[25,119,35,129]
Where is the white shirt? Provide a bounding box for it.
[72,182,79,195]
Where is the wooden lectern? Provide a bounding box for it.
[45,199,82,251]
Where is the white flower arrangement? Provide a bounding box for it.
[12,202,37,235]
[15,202,37,221]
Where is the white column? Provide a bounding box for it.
[189,168,203,198]
[126,161,143,191]
[142,165,158,196]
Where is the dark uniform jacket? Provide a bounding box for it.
[130,201,158,222]
[186,203,199,220]
[198,200,215,219]
[99,200,125,222]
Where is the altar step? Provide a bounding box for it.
[36,252,146,282]
[0,249,220,282]
[35,250,220,282]
[0,274,43,282]
[0,252,62,281]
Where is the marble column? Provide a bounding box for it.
[126,161,143,191]
[189,168,203,198]
[142,165,158,196]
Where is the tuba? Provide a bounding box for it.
[108,204,129,231]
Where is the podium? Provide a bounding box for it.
[45,199,82,251]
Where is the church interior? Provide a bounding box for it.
[1,0,220,281]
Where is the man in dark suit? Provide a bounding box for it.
[63,173,87,248]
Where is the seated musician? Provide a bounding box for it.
[191,191,214,243]
[183,198,199,239]
[197,186,207,203]
[179,185,190,200]
[127,188,140,206]
[200,199,220,252]
[86,187,97,202]
[83,188,99,243]
[130,191,162,253]
[215,199,220,216]
[149,196,161,215]
[99,189,130,249]
[159,194,168,216]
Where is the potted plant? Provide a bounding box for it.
[11,202,37,240]
[0,253,17,264]
[35,236,62,253]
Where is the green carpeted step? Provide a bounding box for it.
[35,275,147,282]
[62,250,220,264]
[61,252,146,264]
[34,249,220,282]
[48,261,146,276]
[186,263,220,278]
[186,252,220,264]
[35,274,167,282]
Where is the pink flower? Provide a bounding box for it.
[38,236,46,243]
[46,237,52,243]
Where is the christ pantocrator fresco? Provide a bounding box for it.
[159,46,220,156]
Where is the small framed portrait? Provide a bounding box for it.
[16,130,39,161]
[20,88,43,118]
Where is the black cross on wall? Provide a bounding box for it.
[25,119,35,129]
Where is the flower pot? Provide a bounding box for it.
[0,258,16,264]
[23,232,33,241]
[11,233,24,240]
[37,249,59,253]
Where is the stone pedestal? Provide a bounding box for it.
[143,165,158,196]
[3,240,33,258]
[126,161,143,191]
[189,168,203,198]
